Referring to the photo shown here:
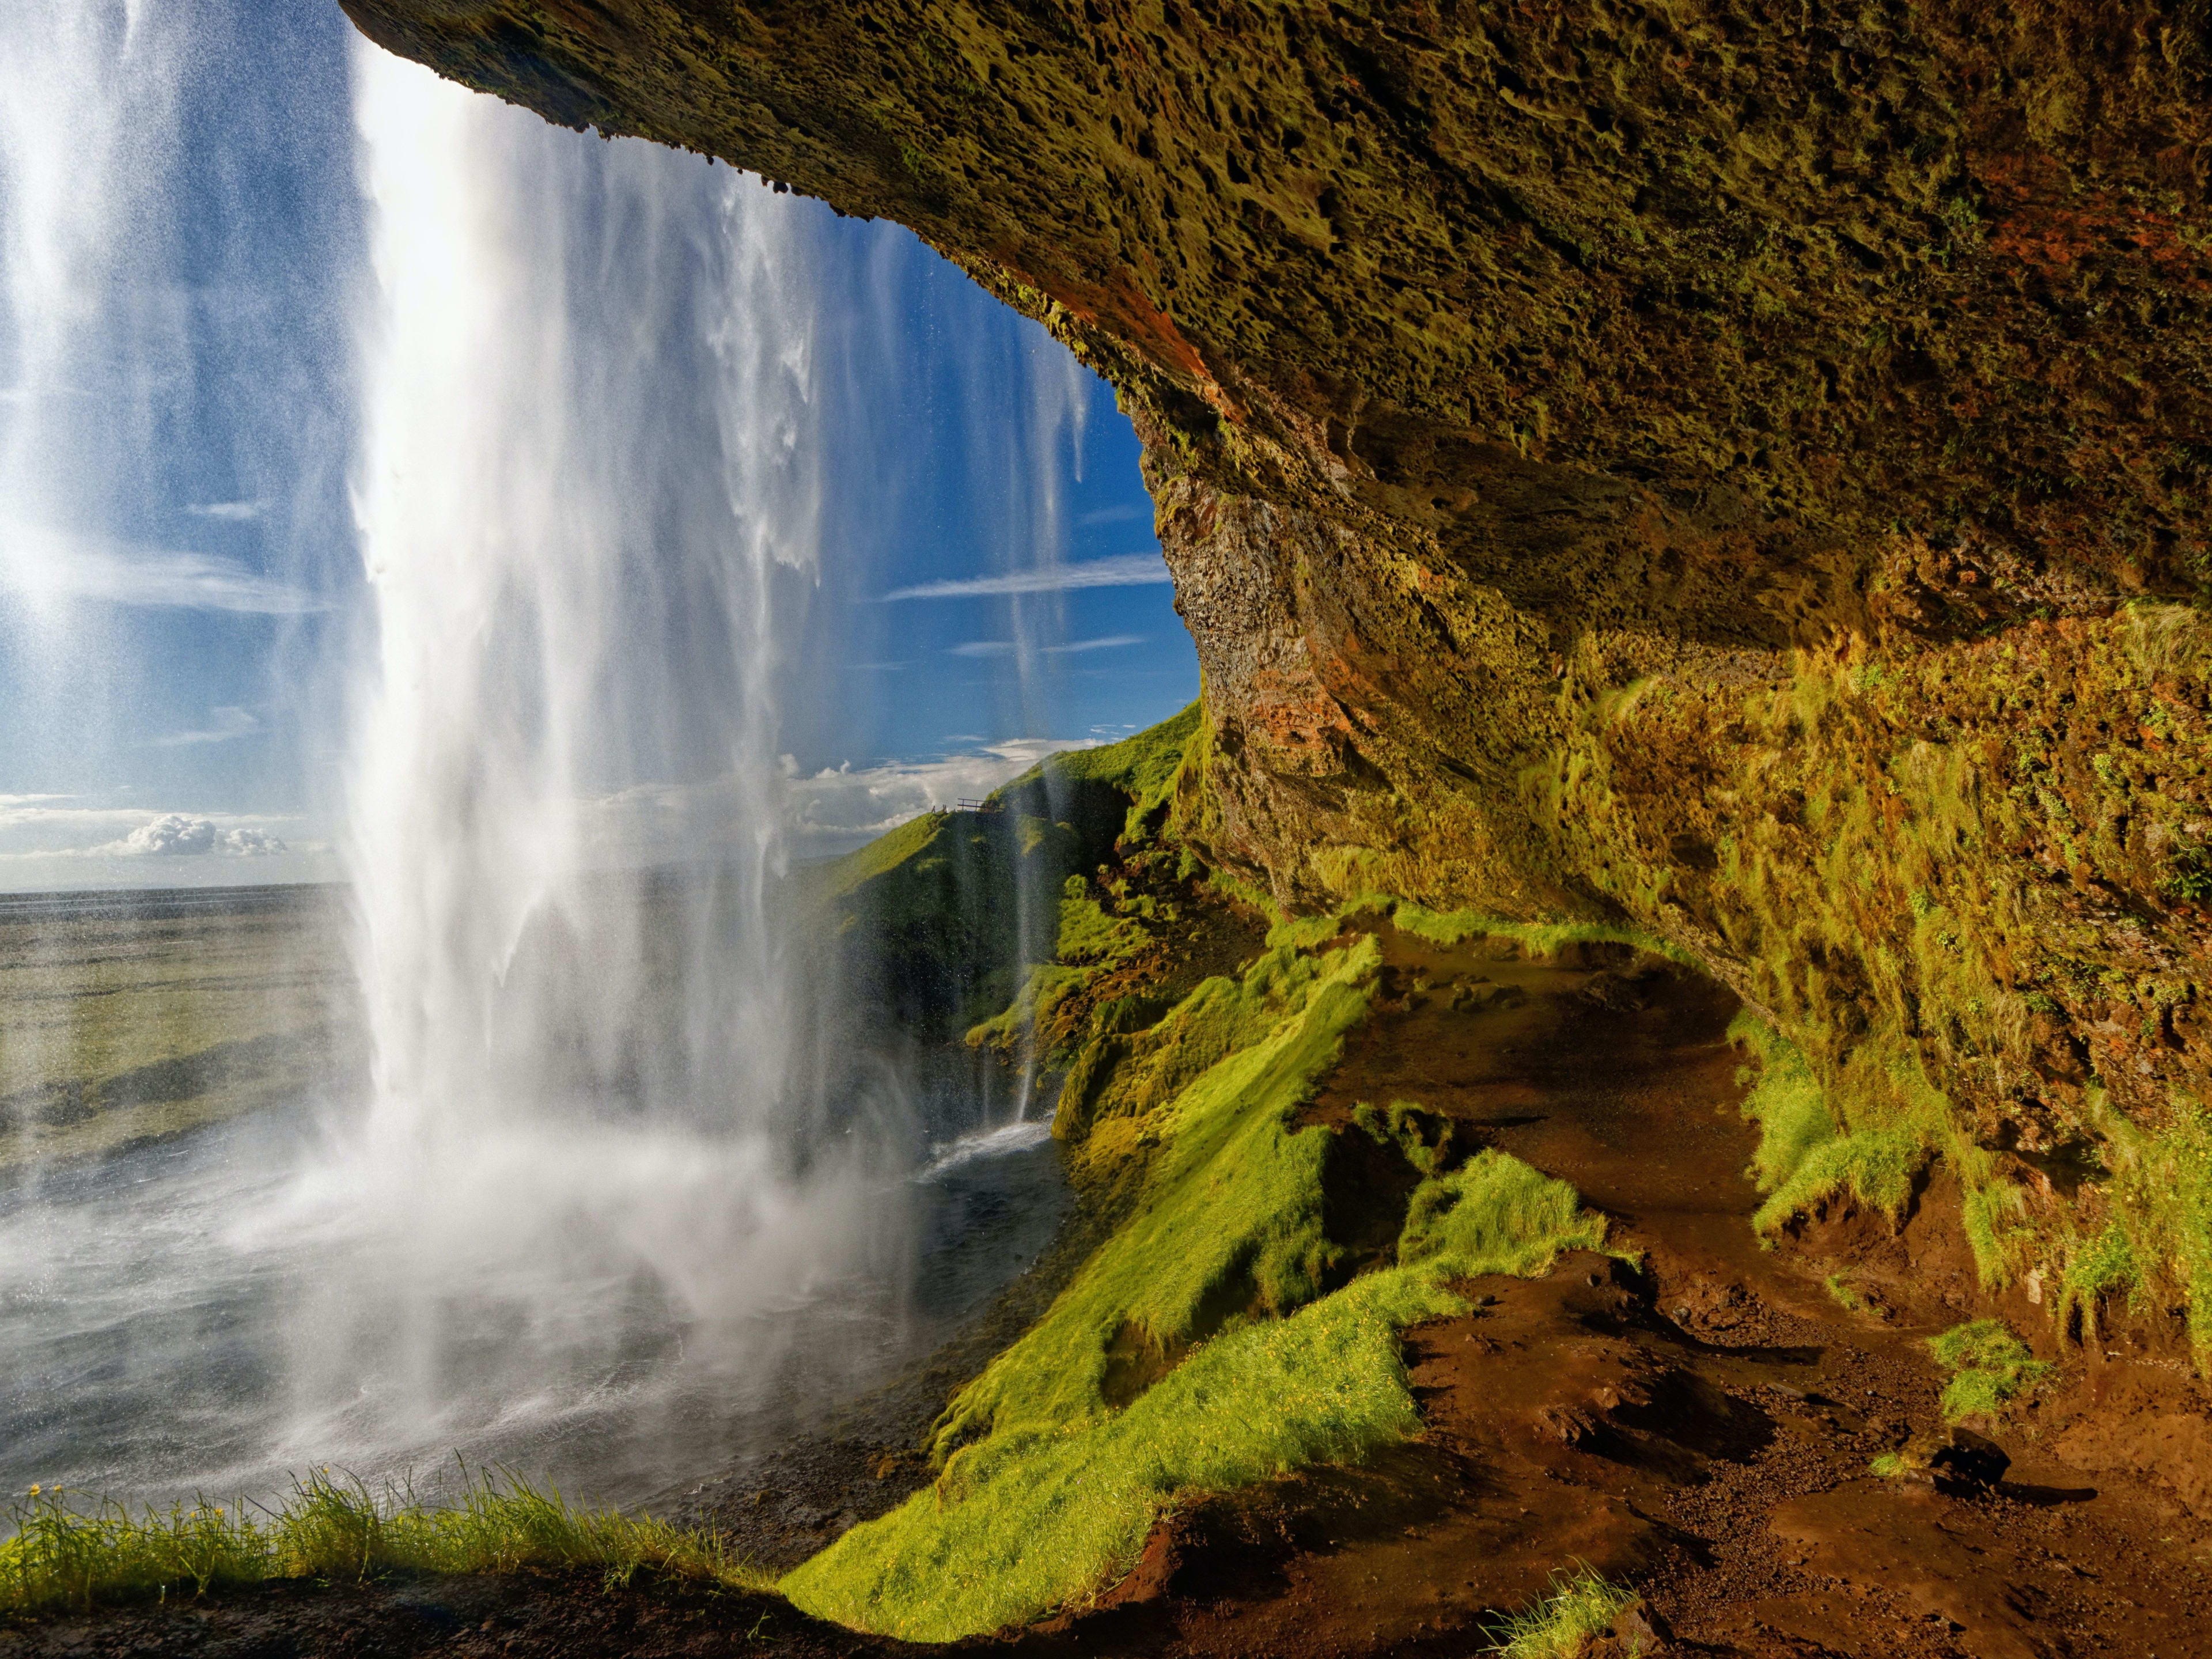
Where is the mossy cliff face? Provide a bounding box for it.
[344,2,2212,1294]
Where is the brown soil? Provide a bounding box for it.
[16,923,2212,1658]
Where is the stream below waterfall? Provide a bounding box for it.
[0,1033,1066,1514]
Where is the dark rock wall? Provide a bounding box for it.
[343,0,2212,1292]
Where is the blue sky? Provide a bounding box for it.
[0,0,1195,891]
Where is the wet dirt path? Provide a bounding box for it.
[1184,922,2212,1659]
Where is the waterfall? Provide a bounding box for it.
[255,47,912,1482]
[347,46,814,1139]
[0,7,1116,1509]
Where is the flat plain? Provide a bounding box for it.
[0,885,363,1172]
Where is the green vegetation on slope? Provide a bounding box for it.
[2065,1095,2212,1359]
[781,919,1611,1643]
[1926,1319,2056,1423]
[1541,628,2209,1332]
[0,1469,764,1618]
[817,704,1206,1043]
[936,935,1381,1455]
[1262,893,1690,964]
[1728,1013,1922,1236]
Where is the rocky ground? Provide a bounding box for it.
[10,925,2209,1658]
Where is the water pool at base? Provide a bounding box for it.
[0,1106,1066,1514]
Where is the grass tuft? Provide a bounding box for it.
[1482,1565,1642,1658]
[1399,1148,1610,1273]
[0,1467,767,1617]
[1926,1319,2055,1422]
[1730,1014,1925,1232]
[2055,1221,2137,1341]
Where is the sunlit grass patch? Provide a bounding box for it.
[2075,1095,2212,1365]
[1926,1319,2055,1422]
[0,1468,767,1618]
[782,1137,1612,1641]
[1399,1147,1610,1274]
[1482,1565,1641,1658]
[1262,894,1687,964]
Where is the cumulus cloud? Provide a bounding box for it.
[880,551,1170,601]
[784,740,1099,851]
[576,740,1104,863]
[101,814,288,857]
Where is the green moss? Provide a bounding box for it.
[1266,910,1350,951]
[1730,1013,1839,1199]
[828,704,1209,1044]
[1054,952,1312,1139]
[783,1138,1607,1641]
[1351,1098,1455,1176]
[785,921,1609,1641]
[1731,1014,1923,1230]
[2077,1096,2212,1359]
[1028,702,1203,845]
[1266,893,1687,963]
[815,810,948,902]
[1926,1319,2055,1422]
[1399,1147,1609,1271]
[1054,877,1150,966]
[1388,899,1687,963]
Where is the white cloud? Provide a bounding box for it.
[784,740,1099,852]
[185,500,266,521]
[0,798,331,890]
[1077,503,1149,527]
[153,706,261,747]
[880,551,1170,601]
[950,634,1143,659]
[0,520,328,613]
[571,740,1105,865]
[101,814,288,857]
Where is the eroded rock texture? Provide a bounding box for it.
[343,0,2212,1288]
